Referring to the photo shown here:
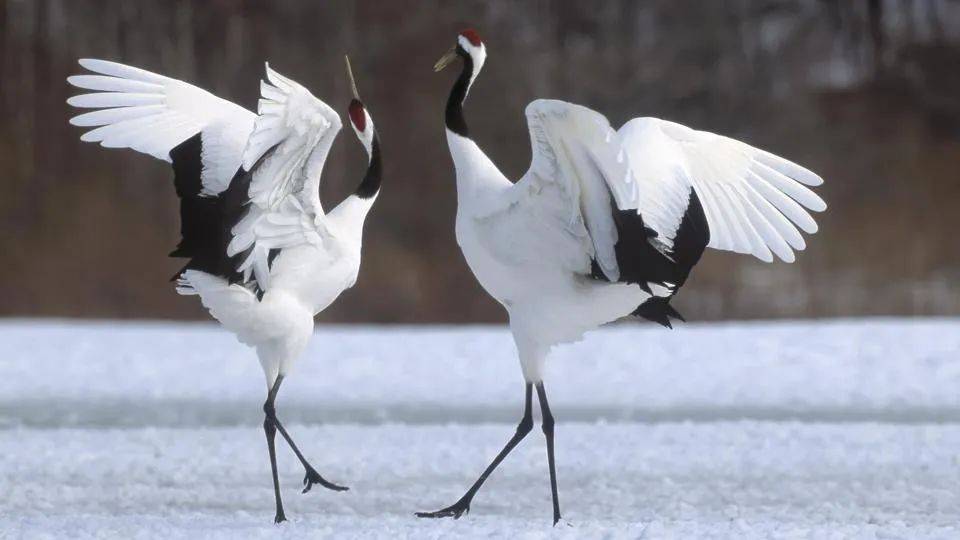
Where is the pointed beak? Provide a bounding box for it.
[434,46,458,72]
[344,55,361,100]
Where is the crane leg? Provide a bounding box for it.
[416,383,534,520]
[264,375,349,496]
[536,382,562,525]
[263,378,286,523]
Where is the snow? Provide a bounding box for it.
[1,318,960,538]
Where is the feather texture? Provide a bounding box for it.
[227,63,342,290]
[516,100,631,281]
[67,58,255,193]
[618,117,826,263]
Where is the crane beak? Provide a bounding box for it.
[434,46,458,72]
[344,55,361,100]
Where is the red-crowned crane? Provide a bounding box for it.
[417,29,826,525]
[68,57,381,523]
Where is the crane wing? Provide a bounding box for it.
[617,117,826,263]
[67,59,255,195]
[514,99,633,281]
[510,99,827,289]
[225,63,342,290]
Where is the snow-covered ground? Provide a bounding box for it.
[1,319,959,538]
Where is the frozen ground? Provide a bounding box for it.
[1,319,959,538]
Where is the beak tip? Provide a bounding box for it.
[434,46,457,72]
[345,56,361,100]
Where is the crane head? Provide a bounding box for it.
[344,55,374,153]
[435,28,486,72]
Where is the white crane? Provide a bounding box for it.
[67,57,382,523]
[417,29,827,525]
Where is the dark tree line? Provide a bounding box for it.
[1,0,958,322]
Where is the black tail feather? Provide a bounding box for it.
[633,296,686,329]
[588,186,709,330]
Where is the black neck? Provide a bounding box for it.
[445,47,473,137]
[354,135,381,199]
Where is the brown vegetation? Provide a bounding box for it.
[1,0,958,322]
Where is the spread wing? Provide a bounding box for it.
[618,117,826,263]
[226,64,342,290]
[507,100,826,290]
[512,99,633,281]
[67,58,255,195]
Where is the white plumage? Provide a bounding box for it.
[68,58,255,192]
[68,57,382,523]
[449,65,825,379]
[450,99,824,380]
[68,58,378,385]
[619,117,825,263]
[418,30,827,525]
[226,64,343,290]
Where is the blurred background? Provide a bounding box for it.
[0,0,958,323]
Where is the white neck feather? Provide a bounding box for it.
[328,193,377,240]
[459,36,486,98]
[446,129,510,204]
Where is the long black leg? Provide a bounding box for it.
[263,377,286,523]
[416,383,534,519]
[536,382,561,525]
[264,375,348,494]
[273,418,348,493]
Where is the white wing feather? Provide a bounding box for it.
[617,118,826,263]
[226,63,342,290]
[508,101,826,277]
[515,100,632,281]
[67,59,255,195]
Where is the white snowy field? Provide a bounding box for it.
[1,318,959,538]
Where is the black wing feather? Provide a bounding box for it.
[168,134,277,298]
[590,189,710,327]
